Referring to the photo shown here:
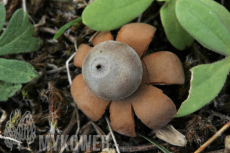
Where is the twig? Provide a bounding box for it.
[224,136,230,153]
[0,135,22,144]
[203,109,230,121]
[221,0,224,5]
[22,0,27,12]
[59,122,91,153]
[137,14,142,23]
[90,121,106,137]
[39,27,57,34]
[47,63,58,69]
[39,27,75,43]
[0,145,7,153]
[0,108,7,131]
[105,116,120,153]
[62,109,77,136]
[43,63,74,75]
[3,0,8,5]
[89,31,99,42]
[34,15,47,28]
[73,123,92,153]
[119,143,169,152]
[207,149,224,153]
[74,103,80,136]
[66,53,76,85]
[59,109,77,153]
[195,121,230,153]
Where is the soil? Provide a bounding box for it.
[1,0,230,153]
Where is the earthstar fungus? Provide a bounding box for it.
[71,23,185,137]
[83,41,143,100]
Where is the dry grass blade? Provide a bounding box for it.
[138,134,170,153]
[105,116,120,153]
[66,53,76,85]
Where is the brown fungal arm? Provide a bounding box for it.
[92,31,113,46]
[110,100,136,137]
[108,63,146,137]
[116,23,156,58]
[131,84,177,130]
[70,74,110,121]
[74,44,92,68]
[143,51,185,85]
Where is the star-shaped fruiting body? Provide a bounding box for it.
[71,23,185,137]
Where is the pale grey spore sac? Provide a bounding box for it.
[82,41,143,100]
[90,57,110,78]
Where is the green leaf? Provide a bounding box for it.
[0,3,6,31]
[82,0,154,31]
[176,0,230,55]
[199,0,230,29]
[175,57,230,117]
[160,0,194,50]
[0,9,41,55]
[138,134,171,153]
[157,0,170,2]
[0,58,39,83]
[53,17,82,39]
[0,80,21,101]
